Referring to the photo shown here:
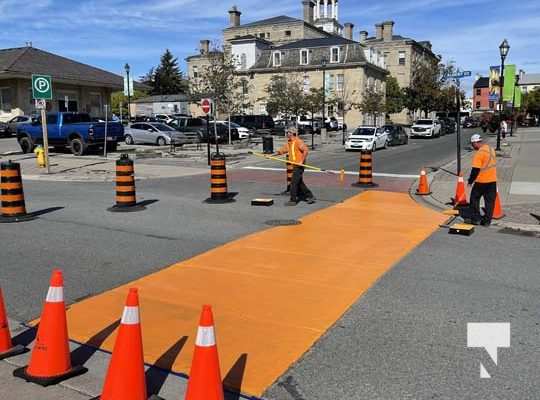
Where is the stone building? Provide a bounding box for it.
[0,45,123,122]
[186,1,388,128]
[362,21,439,123]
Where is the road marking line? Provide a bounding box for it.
[243,166,417,179]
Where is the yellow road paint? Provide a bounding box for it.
[65,191,447,396]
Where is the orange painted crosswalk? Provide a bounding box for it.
[65,191,446,396]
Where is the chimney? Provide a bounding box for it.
[200,40,210,55]
[302,0,314,24]
[375,23,383,40]
[382,20,394,41]
[359,30,368,44]
[229,5,241,27]
[343,23,354,40]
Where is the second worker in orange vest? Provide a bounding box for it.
[467,134,497,226]
[275,128,315,206]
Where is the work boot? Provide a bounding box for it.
[285,201,298,206]
[306,197,316,204]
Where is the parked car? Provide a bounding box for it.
[410,119,442,138]
[345,126,388,151]
[17,112,124,156]
[463,117,480,128]
[154,114,175,124]
[440,117,456,134]
[0,121,9,137]
[382,124,408,146]
[4,115,32,136]
[217,120,252,139]
[231,115,275,133]
[133,115,159,123]
[172,117,237,143]
[124,122,190,146]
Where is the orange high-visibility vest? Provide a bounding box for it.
[471,144,497,183]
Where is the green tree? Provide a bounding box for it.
[152,49,188,95]
[356,87,385,125]
[110,90,146,118]
[262,75,306,124]
[524,87,540,117]
[385,76,404,116]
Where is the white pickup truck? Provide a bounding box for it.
[410,119,442,138]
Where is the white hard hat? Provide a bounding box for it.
[470,134,483,143]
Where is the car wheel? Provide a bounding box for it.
[69,137,87,156]
[18,135,34,154]
[124,134,134,145]
[157,137,167,146]
[383,139,388,149]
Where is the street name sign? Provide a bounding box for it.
[32,74,52,100]
[448,71,472,79]
[201,98,212,114]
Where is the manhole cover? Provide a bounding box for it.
[265,219,301,226]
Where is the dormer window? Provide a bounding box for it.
[331,46,340,63]
[300,49,309,65]
[273,51,282,67]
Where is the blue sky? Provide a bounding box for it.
[1,0,539,92]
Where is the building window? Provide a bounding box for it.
[259,102,267,114]
[0,87,13,112]
[336,74,344,95]
[489,101,494,109]
[303,74,310,93]
[285,30,292,37]
[266,33,270,39]
[331,46,340,63]
[475,101,481,109]
[476,88,481,96]
[328,74,335,92]
[259,33,265,39]
[240,53,247,70]
[398,51,406,66]
[300,49,309,65]
[273,51,281,67]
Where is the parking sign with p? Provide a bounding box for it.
[32,74,53,100]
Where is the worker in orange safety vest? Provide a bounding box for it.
[467,134,497,226]
[275,127,315,206]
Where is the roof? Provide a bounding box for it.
[230,35,272,45]
[520,73,540,85]
[275,36,355,50]
[474,77,489,89]
[231,15,301,29]
[0,46,123,88]
[133,94,189,104]
[365,35,413,42]
[185,50,223,61]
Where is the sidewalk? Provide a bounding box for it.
[420,127,540,229]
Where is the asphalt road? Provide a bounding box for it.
[248,129,479,176]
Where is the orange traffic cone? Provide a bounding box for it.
[13,270,86,386]
[416,168,431,195]
[0,287,27,360]
[453,174,468,206]
[185,305,224,400]
[492,189,505,219]
[94,288,155,400]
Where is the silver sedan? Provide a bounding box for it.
[124,122,190,146]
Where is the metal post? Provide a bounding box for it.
[103,104,109,158]
[206,114,211,165]
[496,59,505,151]
[214,107,220,155]
[40,108,50,174]
[456,82,462,176]
[510,82,516,137]
[322,66,326,144]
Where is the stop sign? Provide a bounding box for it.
[201,98,212,114]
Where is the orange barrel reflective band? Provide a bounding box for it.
[1,161,27,217]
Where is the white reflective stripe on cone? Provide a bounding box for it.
[121,306,140,325]
[46,287,64,303]
[196,326,216,347]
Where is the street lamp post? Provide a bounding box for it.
[510,72,521,137]
[124,63,131,123]
[497,39,510,151]
[321,57,328,146]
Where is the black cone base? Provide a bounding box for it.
[91,395,165,400]
[13,364,87,386]
[107,204,146,213]
[0,214,37,223]
[0,344,27,360]
[204,197,236,204]
[416,191,432,196]
[351,182,379,188]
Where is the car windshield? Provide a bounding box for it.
[416,120,433,125]
[152,123,174,132]
[382,126,395,133]
[352,128,376,136]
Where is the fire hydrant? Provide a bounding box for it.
[34,146,46,168]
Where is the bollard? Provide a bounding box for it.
[108,154,145,212]
[352,150,378,187]
[205,153,234,204]
[340,168,345,184]
[0,161,35,223]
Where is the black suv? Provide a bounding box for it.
[231,115,275,133]
[382,125,408,146]
[171,117,238,143]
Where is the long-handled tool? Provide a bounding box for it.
[250,151,337,174]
